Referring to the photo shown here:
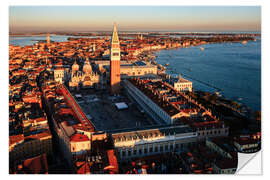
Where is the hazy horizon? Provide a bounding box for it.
[9,6,261,33]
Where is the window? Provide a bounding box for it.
[149,147,153,153]
[160,146,164,152]
[113,52,119,56]
[155,146,158,152]
[122,151,126,157]
[139,149,142,154]
[128,150,131,156]
[165,144,168,151]
[134,149,137,155]
[144,148,148,154]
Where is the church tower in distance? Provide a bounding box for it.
[46,33,50,46]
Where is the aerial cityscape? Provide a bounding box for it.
[9,6,261,174]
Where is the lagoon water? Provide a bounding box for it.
[156,39,261,111]
[9,35,73,46]
[10,35,261,111]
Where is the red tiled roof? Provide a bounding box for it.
[70,133,89,142]
[76,161,91,174]
[22,95,40,104]
[57,108,74,116]
[56,84,95,132]
[9,134,24,145]
[22,154,48,174]
[25,130,52,140]
[234,137,258,146]
[77,162,90,174]
[105,150,119,173]
[30,117,47,123]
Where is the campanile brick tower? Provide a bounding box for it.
[47,33,50,46]
[110,23,121,94]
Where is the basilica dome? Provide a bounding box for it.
[72,60,79,72]
[83,57,92,74]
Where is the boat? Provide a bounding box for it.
[215,91,222,97]
[200,47,204,51]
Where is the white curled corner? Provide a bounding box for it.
[236,151,262,174]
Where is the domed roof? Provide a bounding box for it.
[72,60,79,72]
[83,57,92,74]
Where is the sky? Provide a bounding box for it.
[9,6,261,33]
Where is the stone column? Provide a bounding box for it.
[131,147,134,157]
[119,149,122,159]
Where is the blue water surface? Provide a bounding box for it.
[156,40,261,111]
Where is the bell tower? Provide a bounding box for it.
[110,23,121,94]
[46,33,50,46]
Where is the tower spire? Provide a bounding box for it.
[85,57,90,63]
[112,22,119,44]
[46,33,50,46]
[178,73,182,82]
